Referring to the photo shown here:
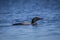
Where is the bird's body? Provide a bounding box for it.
[13,17,43,25]
[13,22,31,25]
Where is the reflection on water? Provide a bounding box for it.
[0,23,60,40]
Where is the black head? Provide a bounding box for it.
[31,17,43,24]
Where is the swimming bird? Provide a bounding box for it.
[13,17,43,25]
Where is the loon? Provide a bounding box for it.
[13,17,43,25]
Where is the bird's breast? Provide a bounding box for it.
[22,22,31,25]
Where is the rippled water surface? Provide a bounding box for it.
[0,0,60,40]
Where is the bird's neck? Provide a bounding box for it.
[31,20,37,25]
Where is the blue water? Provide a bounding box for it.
[0,0,60,40]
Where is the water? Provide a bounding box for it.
[0,0,60,40]
[0,23,60,40]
